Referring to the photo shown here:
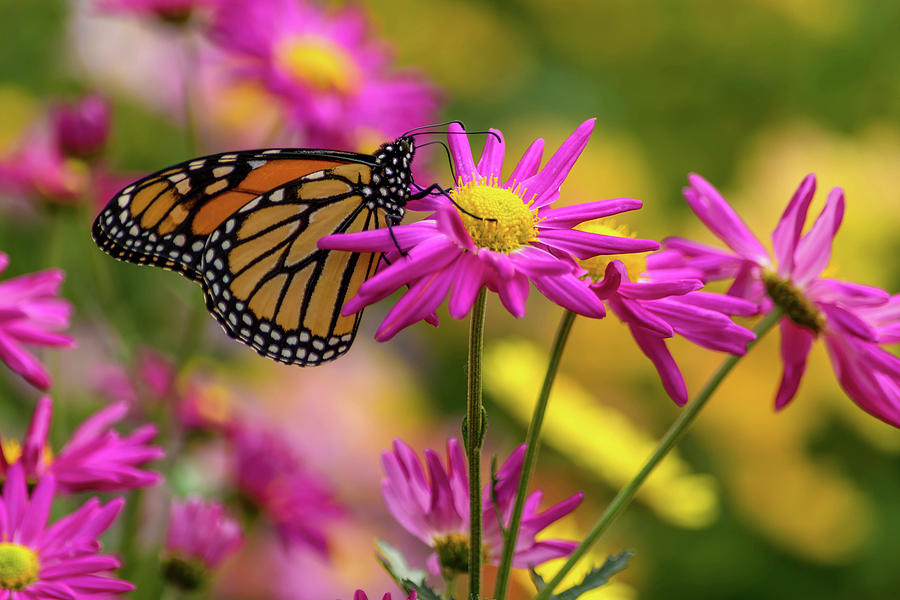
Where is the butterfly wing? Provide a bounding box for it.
[201,162,383,366]
[92,149,375,282]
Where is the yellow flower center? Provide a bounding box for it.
[0,543,39,590]
[274,36,361,95]
[763,271,825,334]
[452,177,538,254]
[0,438,53,470]
[576,220,649,281]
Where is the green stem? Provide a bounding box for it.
[493,310,577,600]
[466,289,487,600]
[533,308,783,600]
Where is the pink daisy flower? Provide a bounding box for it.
[382,439,582,576]
[574,221,758,405]
[162,497,242,590]
[0,126,88,205]
[353,592,415,600]
[208,0,438,150]
[0,462,133,598]
[319,119,659,340]
[664,173,900,425]
[229,423,340,554]
[0,255,74,390]
[50,95,110,160]
[0,396,164,492]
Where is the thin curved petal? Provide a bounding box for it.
[683,174,769,265]
[772,174,816,277]
[476,128,505,180]
[793,187,844,287]
[774,319,815,409]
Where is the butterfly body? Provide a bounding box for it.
[92,137,416,366]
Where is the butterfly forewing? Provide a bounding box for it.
[201,163,383,366]
[92,149,374,281]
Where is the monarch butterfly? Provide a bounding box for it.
[92,135,436,366]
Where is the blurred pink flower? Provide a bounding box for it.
[95,0,220,22]
[50,95,111,159]
[0,396,164,492]
[353,592,415,600]
[163,497,242,589]
[0,125,89,205]
[382,439,582,575]
[320,120,658,340]
[0,255,74,390]
[0,463,133,598]
[579,234,757,405]
[208,0,438,150]
[93,347,175,407]
[229,423,341,554]
[665,173,900,425]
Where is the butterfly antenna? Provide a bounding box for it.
[414,140,456,182]
[409,129,502,145]
[402,120,465,137]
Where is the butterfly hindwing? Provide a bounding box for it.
[92,149,375,281]
[200,162,382,366]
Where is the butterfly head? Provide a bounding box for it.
[370,136,415,219]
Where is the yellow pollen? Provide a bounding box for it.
[0,542,40,590]
[763,271,825,334]
[451,177,537,254]
[274,36,361,95]
[576,220,648,281]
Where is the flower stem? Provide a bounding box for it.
[493,309,577,600]
[533,308,783,600]
[466,288,488,600]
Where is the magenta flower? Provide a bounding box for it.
[50,95,110,159]
[0,396,163,492]
[574,222,757,405]
[229,423,340,554]
[353,592,415,600]
[382,438,582,575]
[95,0,220,22]
[93,347,175,407]
[665,173,900,425]
[320,120,659,340]
[162,497,242,589]
[0,126,88,204]
[208,0,438,150]
[0,463,133,598]
[0,255,74,390]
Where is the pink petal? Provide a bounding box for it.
[507,138,545,185]
[792,187,844,287]
[532,273,605,318]
[495,272,530,317]
[772,174,816,278]
[618,279,702,300]
[537,198,643,229]
[448,255,487,319]
[774,319,815,409]
[476,128,505,180]
[22,396,52,473]
[683,174,770,265]
[518,119,595,209]
[628,322,688,405]
[447,122,477,183]
[539,229,658,260]
[375,268,455,341]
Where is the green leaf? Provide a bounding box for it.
[530,551,634,600]
[375,539,441,600]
